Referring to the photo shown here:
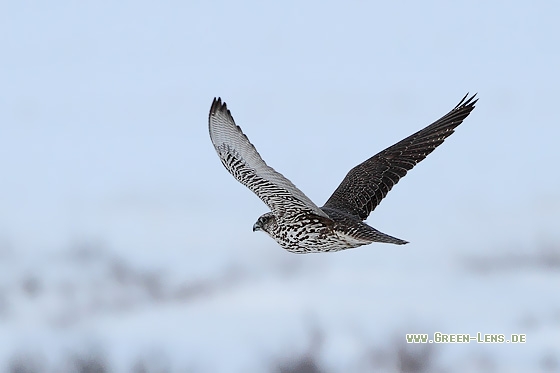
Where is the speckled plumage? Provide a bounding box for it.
[208,94,477,253]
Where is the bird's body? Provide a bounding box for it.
[208,94,477,253]
[253,209,407,253]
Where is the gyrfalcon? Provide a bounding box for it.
[208,94,477,253]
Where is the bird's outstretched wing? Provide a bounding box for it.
[323,93,478,221]
[209,98,330,220]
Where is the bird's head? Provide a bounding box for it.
[253,212,276,234]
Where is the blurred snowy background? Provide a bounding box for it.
[1,1,560,372]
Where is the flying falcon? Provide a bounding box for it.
[209,94,477,253]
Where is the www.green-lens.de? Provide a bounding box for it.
[406,332,526,343]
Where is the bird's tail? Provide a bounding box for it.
[359,223,409,245]
[371,230,409,245]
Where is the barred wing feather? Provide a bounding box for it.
[209,98,330,220]
[323,94,478,221]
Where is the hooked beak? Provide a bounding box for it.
[253,221,261,232]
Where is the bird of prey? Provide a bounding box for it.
[209,94,477,253]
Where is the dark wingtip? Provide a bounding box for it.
[209,97,236,124]
[210,97,226,115]
[455,92,478,110]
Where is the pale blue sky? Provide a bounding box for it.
[1,0,559,262]
[1,2,560,370]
